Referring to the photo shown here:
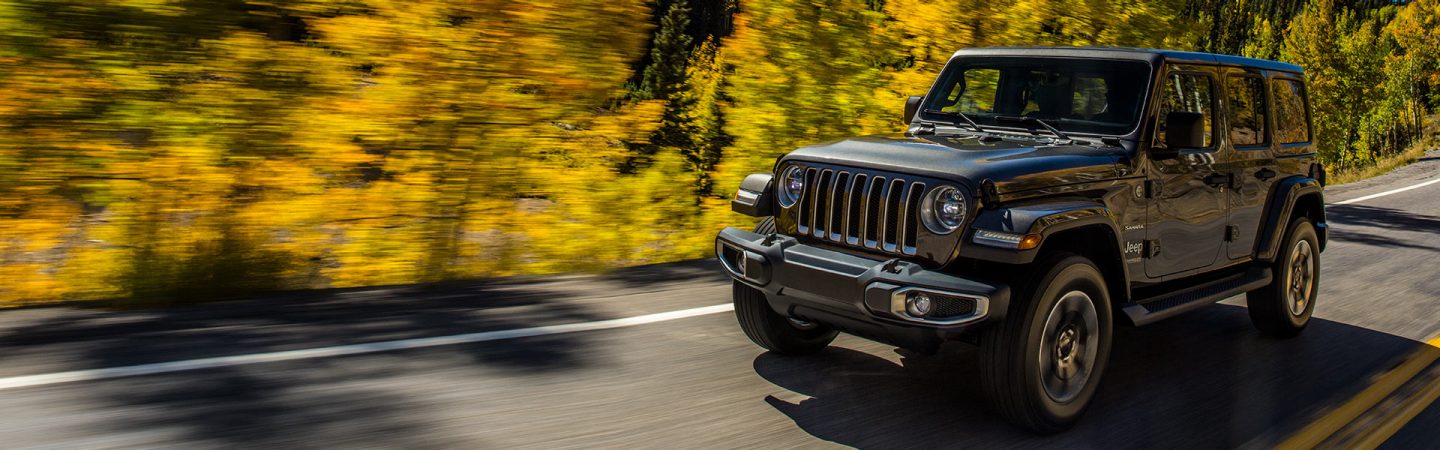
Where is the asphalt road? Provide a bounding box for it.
[1,151,1438,449]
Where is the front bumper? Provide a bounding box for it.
[715,227,1010,352]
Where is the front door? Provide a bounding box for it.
[1145,66,1228,279]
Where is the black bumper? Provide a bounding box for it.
[715,227,1010,352]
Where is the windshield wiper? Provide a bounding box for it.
[996,115,1072,143]
[922,109,985,133]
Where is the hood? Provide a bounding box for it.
[780,133,1132,194]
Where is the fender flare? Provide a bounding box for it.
[960,200,1132,302]
[1256,176,1326,261]
[961,200,1127,268]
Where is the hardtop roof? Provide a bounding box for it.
[951,46,1304,73]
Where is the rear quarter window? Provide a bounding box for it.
[1272,78,1311,145]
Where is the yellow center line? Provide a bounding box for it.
[1343,362,1440,450]
[1273,336,1440,450]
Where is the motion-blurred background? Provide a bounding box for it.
[1,0,1436,306]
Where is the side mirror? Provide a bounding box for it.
[904,96,923,124]
[1155,111,1205,159]
[731,173,775,217]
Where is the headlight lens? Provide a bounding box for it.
[777,166,805,207]
[922,186,967,234]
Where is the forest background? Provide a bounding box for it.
[2,0,1437,305]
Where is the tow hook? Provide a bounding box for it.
[762,233,781,246]
[881,258,904,274]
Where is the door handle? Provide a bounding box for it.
[1204,173,1233,188]
[1255,168,1277,181]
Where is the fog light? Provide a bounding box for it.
[906,292,933,317]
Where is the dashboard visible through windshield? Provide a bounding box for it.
[921,57,1152,136]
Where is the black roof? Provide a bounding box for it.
[951,46,1304,73]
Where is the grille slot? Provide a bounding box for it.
[828,171,849,241]
[844,174,866,245]
[795,167,926,256]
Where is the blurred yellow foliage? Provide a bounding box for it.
[0,0,1435,306]
[0,0,660,304]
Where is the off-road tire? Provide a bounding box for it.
[979,253,1114,434]
[732,217,837,355]
[733,281,837,355]
[1246,217,1319,338]
[754,216,777,234]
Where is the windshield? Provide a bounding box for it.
[921,57,1152,135]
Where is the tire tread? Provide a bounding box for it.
[980,252,1112,434]
[1246,216,1318,337]
[732,217,836,355]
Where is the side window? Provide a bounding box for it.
[1226,75,1268,146]
[1072,75,1108,118]
[1158,71,1215,148]
[943,68,1000,113]
[1272,78,1310,144]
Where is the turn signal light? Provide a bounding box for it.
[1018,234,1042,250]
[974,229,1042,250]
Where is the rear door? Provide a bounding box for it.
[1219,68,1280,260]
[1145,65,1229,278]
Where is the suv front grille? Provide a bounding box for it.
[795,167,925,256]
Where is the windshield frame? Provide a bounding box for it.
[917,56,1156,138]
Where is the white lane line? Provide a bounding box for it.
[1335,177,1440,205]
[0,303,734,391]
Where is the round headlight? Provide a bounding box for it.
[922,186,967,234]
[777,166,805,207]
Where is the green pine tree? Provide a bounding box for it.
[624,0,708,179]
[638,0,695,100]
[680,38,732,197]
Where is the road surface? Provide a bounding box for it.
[0,151,1438,449]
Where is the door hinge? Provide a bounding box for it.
[1144,239,1162,258]
[1225,225,1240,242]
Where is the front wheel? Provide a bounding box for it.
[733,281,837,355]
[980,253,1113,434]
[1246,216,1319,337]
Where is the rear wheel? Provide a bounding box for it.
[732,217,837,355]
[1246,217,1319,337]
[980,253,1113,434]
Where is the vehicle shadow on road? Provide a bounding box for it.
[754,303,1422,449]
[1327,203,1440,251]
[0,279,615,447]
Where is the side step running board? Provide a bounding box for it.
[1123,267,1273,326]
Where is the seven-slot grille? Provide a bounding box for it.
[794,167,926,255]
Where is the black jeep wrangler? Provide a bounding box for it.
[715,47,1326,433]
